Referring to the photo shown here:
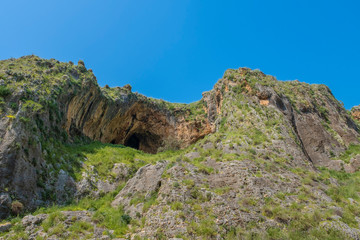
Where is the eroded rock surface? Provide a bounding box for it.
[112,161,168,217]
[352,105,360,122]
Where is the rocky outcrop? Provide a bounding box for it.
[0,223,11,233]
[64,84,215,153]
[1,211,117,240]
[75,164,130,199]
[112,161,168,217]
[325,155,360,173]
[321,220,360,240]
[352,105,360,122]
[219,68,359,167]
[0,56,220,217]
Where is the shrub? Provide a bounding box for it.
[22,100,43,112]
[11,201,24,215]
[318,106,330,123]
[0,86,11,97]
[20,117,30,123]
[121,214,131,224]
[170,202,183,211]
[10,102,17,110]
[77,60,85,66]
[0,73,6,80]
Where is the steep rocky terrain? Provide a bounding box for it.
[352,105,360,123]
[0,55,360,239]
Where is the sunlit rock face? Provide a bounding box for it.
[64,77,218,154]
[352,105,360,122]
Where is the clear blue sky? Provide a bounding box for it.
[0,0,359,109]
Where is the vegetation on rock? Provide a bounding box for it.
[0,56,360,239]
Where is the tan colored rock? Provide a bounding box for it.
[260,99,270,106]
[65,83,217,153]
[351,106,360,122]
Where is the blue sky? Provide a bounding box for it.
[0,0,359,109]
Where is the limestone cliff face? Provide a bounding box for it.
[0,56,359,221]
[213,68,359,167]
[64,81,216,153]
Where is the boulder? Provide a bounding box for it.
[184,152,200,160]
[112,161,168,209]
[350,155,360,170]
[321,220,360,239]
[0,223,11,233]
[22,214,48,227]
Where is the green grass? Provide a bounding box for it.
[39,140,185,181]
[66,142,184,178]
[321,168,360,202]
[338,144,360,163]
[33,186,130,237]
[142,191,158,213]
[170,201,184,211]
[187,218,217,238]
[68,221,94,237]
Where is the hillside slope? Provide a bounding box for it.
[0,56,360,239]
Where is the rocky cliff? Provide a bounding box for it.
[1,56,360,239]
[352,105,360,123]
[0,56,218,216]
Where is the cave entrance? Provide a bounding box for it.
[125,134,140,150]
[124,131,162,154]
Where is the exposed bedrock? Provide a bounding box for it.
[255,82,359,167]
[64,82,218,153]
[352,105,360,122]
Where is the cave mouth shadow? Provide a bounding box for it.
[125,134,140,150]
[123,132,162,154]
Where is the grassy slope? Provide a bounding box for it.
[2,135,360,239]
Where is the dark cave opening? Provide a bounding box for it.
[124,131,162,154]
[125,134,140,150]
